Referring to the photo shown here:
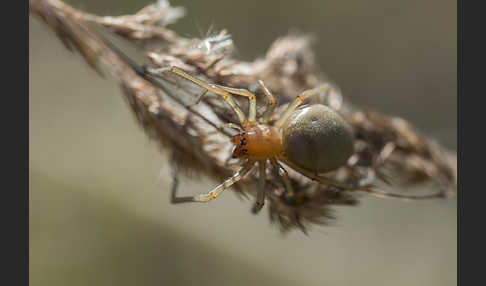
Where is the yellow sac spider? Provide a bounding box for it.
[146,66,365,213]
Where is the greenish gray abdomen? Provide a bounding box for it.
[282,104,354,173]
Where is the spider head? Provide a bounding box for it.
[231,133,248,158]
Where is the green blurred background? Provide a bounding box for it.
[29,0,456,285]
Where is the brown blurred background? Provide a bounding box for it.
[29,0,456,285]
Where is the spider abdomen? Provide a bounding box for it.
[282,104,354,173]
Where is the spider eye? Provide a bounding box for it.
[231,133,247,147]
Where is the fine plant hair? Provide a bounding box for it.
[30,0,457,233]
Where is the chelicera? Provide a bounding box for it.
[149,66,363,213]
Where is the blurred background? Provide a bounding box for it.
[29,0,456,285]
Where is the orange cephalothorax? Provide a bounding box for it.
[231,125,282,159]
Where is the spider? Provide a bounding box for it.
[145,66,366,213]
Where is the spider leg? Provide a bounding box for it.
[184,89,208,108]
[270,158,295,198]
[171,160,256,204]
[252,159,267,214]
[169,157,193,203]
[215,85,257,125]
[275,84,333,128]
[169,164,186,203]
[257,80,276,124]
[278,156,446,200]
[353,187,448,200]
[217,122,243,132]
[277,155,365,190]
[151,66,249,128]
[207,123,243,137]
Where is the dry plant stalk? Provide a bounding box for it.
[30,0,457,233]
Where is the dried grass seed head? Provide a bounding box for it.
[30,0,457,233]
